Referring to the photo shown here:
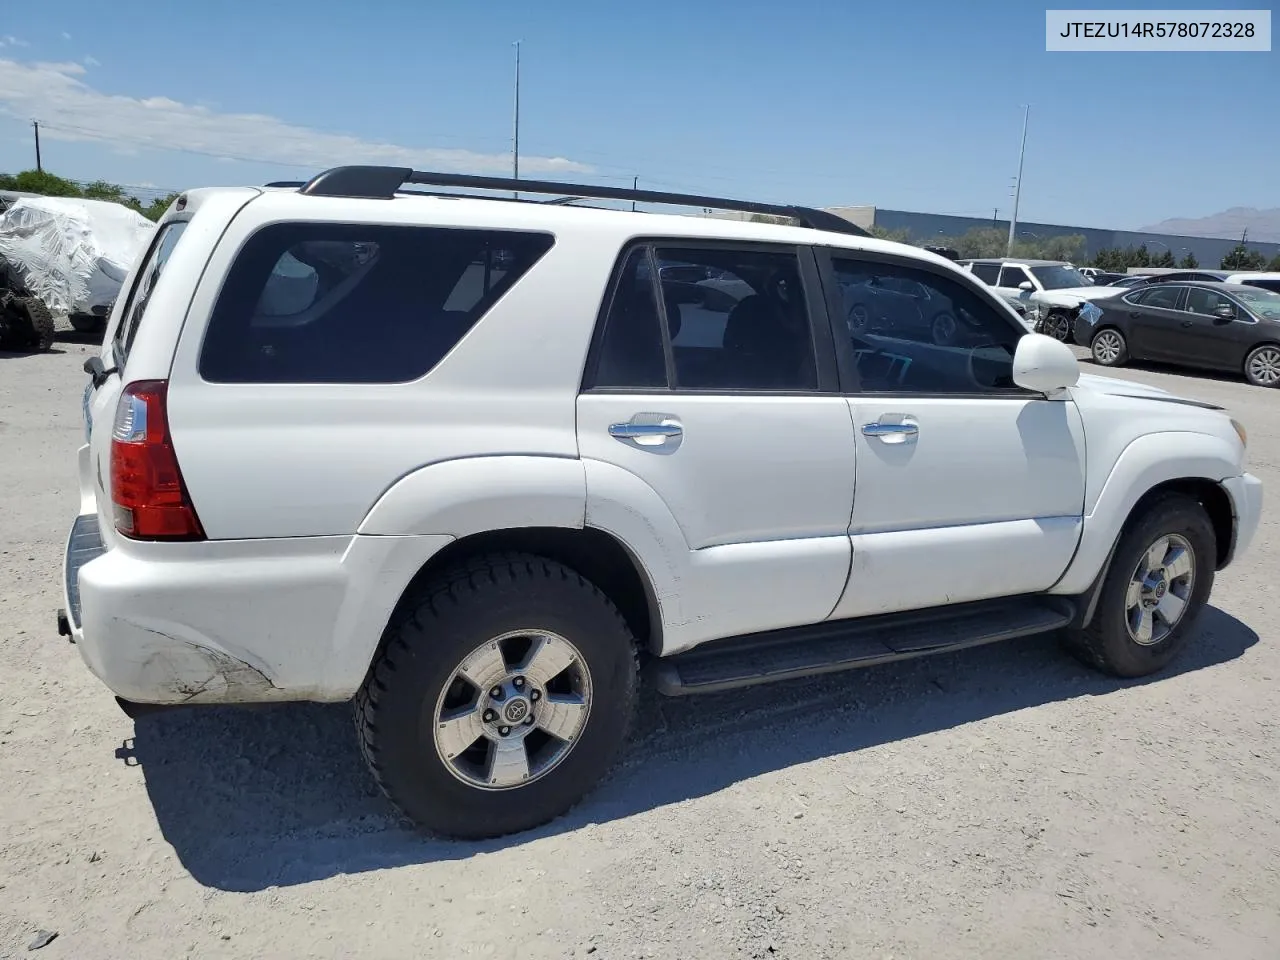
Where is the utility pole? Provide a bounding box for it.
[33,120,42,172]
[993,207,998,226]
[1006,104,1029,257]
[512,40,521,199]
[632,175,638,212]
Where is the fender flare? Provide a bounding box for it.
[1051,431,1240,596]
[357,455,587,536]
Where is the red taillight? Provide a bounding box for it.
[110,380,205,540]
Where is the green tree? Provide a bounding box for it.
[1152,248,1176,268]
[1179,251,1199,269]
[1129,244,1151,268]
[139,193,180,222]
[1267,253,1280,272]
[3,169,84,197]
[1090,247,1128,272]
[951,227,1009,259]
[1221,243,1268,270]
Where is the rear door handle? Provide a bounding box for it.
[1180,320,1193,327]
[609,416,683,448]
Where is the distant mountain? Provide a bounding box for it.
[1139,207,1280,244]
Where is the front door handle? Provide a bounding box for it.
[862,419,919,443]
[1180,320,1193,327]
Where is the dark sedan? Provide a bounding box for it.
[1074,281,1280,387]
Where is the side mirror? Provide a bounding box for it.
[1018,280,1035,292]
[1213,303,1237,321]
[1013,333,1080,394]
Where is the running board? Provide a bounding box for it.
[649,596,1074,696]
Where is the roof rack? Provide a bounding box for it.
[296,165,871,239]
[264,180,306,188]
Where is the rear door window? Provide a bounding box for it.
[112,220,190,367]
[968,263,1000,284]
[199,224,554,383]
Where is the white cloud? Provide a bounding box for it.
[62,32,73,41]
[83,55,101,67]
[2,36,30,48]
[0,58,590,176]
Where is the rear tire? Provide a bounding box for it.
[19,297,56,352]
[1090,327,1127,367]
[355,552,639,839]
[69,313,105,335]
[1243,343,1280,388]
[1063,493,1215,678]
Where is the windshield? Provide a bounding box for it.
[1236,288,1280,319]
[1029,264,1090,290]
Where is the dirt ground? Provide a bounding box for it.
[2,331,1277,960]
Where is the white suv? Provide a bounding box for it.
[61,167,1263,839]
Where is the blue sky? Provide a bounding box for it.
[0,0,1274,229]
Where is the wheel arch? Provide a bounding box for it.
[1066,477,1235,630]
[364,526,663,689]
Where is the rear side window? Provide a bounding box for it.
[113,220,190,366]
[199,223,553,383]
[968,263,1000,284]
[1134,286,1183,310]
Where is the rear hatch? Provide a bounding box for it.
[79,188,262,552]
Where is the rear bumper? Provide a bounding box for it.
[1221,472,1263,567]
[61,516,453,705]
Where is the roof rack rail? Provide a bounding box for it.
[264,180,306,188]
[297,165,871,239]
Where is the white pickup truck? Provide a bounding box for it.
[61,167,1263,839]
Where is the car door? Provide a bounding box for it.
[995,263,1036,309]
[576,242,857,652]
[1120,285,1188,361]
[817,248,1086,621]
[1178,286,1251,370]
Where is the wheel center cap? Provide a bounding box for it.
[503,698,530,724]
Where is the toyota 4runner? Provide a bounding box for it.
[61,167,1263,839]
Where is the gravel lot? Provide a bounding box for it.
[2,333,1277,960]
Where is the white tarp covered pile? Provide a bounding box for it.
[0,196,156,315]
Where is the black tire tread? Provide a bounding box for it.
[353,550,640,836]
[1064,492,1213,677]
[20,297,56,352]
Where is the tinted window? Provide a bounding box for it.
[586,248,667,390]
[199,224,553,383]
[1242,278,1280,294]
[998,265,1031,288]
[1136,286,1182,310]
[114,220,189,366]
[1185,287,1234,316]
[969,263,1000,284]
[655,246,817,391]
[832,256,1023,394]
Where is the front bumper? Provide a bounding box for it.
[60,514,453,706]
[1221,472,1264,567]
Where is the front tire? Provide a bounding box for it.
[1090,327,1128,367]
[355,552,639,839]
[1243,343,1280,388]
[1063,493,1215,678]
[1044,310,1073,342]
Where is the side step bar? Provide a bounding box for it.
[649,596,1074,696]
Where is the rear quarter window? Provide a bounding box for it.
[113,220,190,367]
[198,223,554,383]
